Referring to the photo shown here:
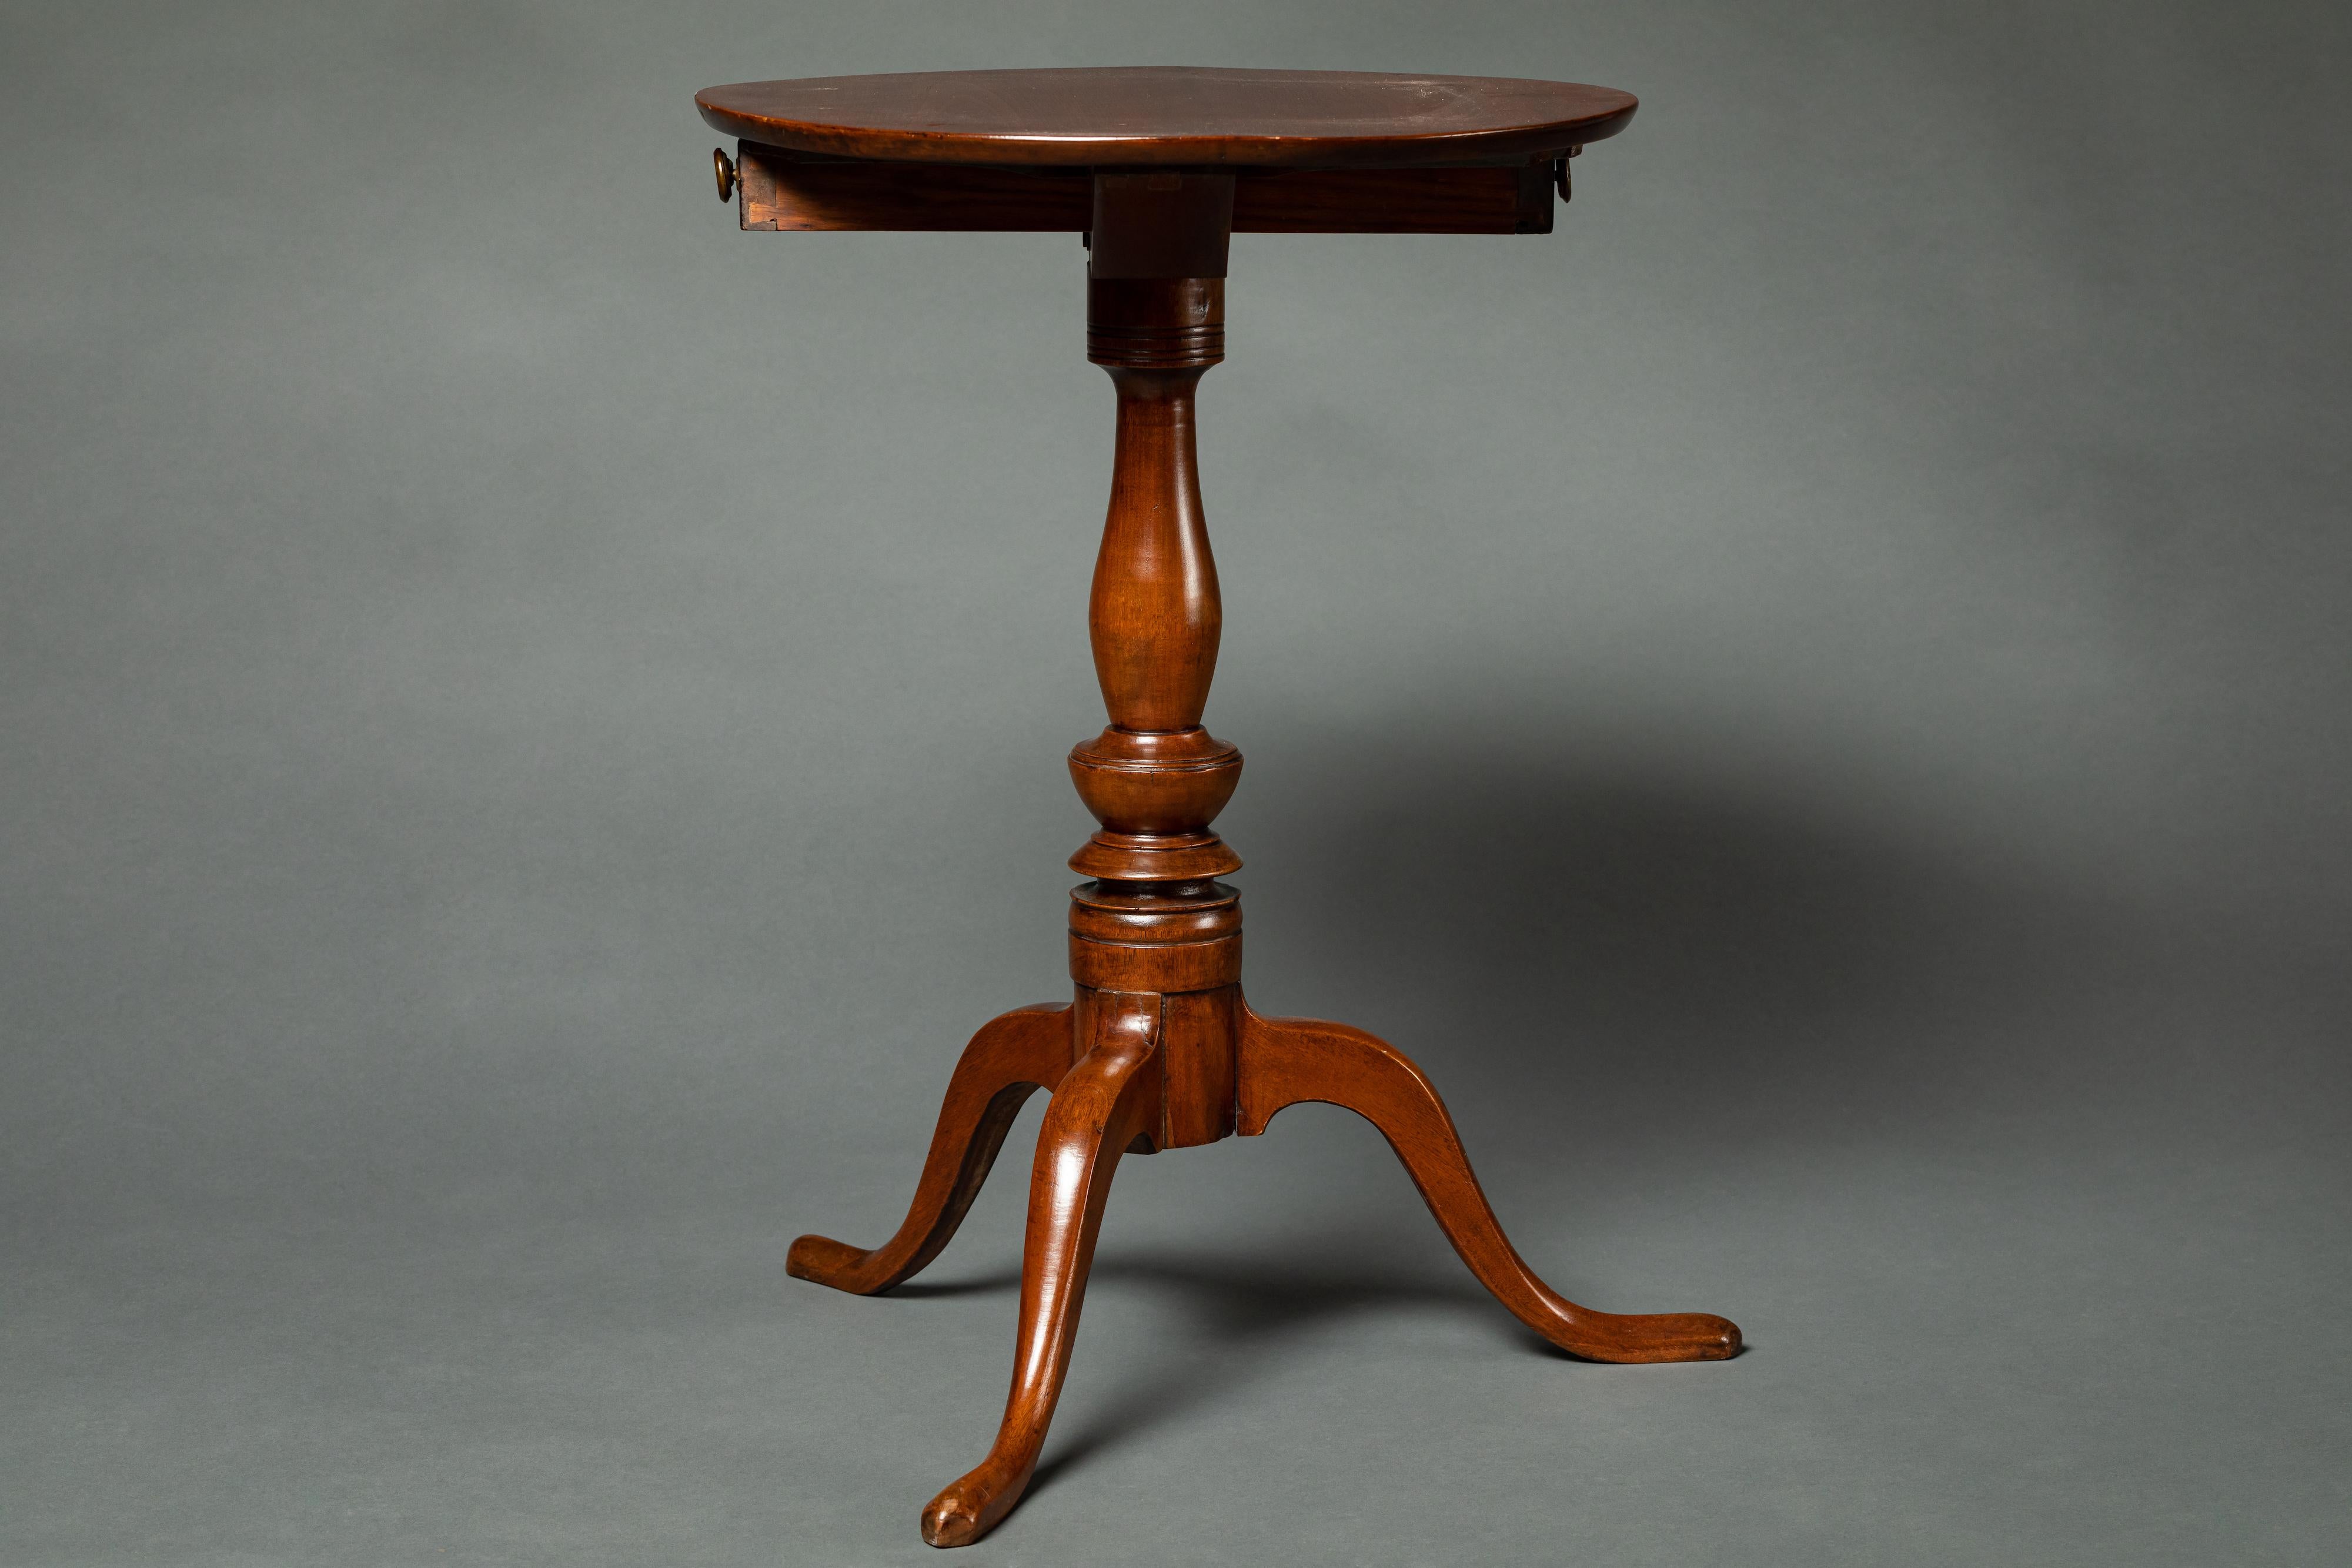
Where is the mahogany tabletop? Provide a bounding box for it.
[694,66,1636,169]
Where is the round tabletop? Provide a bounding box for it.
[694,67,1636,169]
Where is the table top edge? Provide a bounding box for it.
[693,68,1638,169]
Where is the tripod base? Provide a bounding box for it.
[789,991,1740,1548]
[780,165,1738,1551]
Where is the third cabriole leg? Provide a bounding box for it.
[1234,998,1740,1363]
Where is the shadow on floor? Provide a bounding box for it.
[1227,720,2138,1156]
[898,1234,1743,1503]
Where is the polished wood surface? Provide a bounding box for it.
[1235,161,1556,234]
[920,996,1162,1548]
[784,1004,1071,1296]
[1237,1003,1740,1362]
[706,69,1735,1549]
[1065,180,1248,888]
[731,142,1557,235]
[697,67,1635,169]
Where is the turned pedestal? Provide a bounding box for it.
[694,67,1739,1548]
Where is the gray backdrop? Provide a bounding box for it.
[5,1,2347,1563]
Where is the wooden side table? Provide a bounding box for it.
[695,67,1739,1548]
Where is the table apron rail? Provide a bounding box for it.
[729,141,1568,235]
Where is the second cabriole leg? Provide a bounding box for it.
[1235,999,1740,1363]
[920,994,1164,1547]
[787,1003,1073,1296]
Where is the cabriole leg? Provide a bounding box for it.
[787,1003,1073,1296]
[920,997,1162,1547]
[1235,999,1740,1363]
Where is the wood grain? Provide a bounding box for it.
[1236,1001,1741,1363]
[733,142,1555,235]
[699,66,1634,169]
[920,996,1161,1548]
[736,148,1086,231]
[784,1004,1071,1295]
[1064,199,1247,884]
[1234,162,1551,234]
